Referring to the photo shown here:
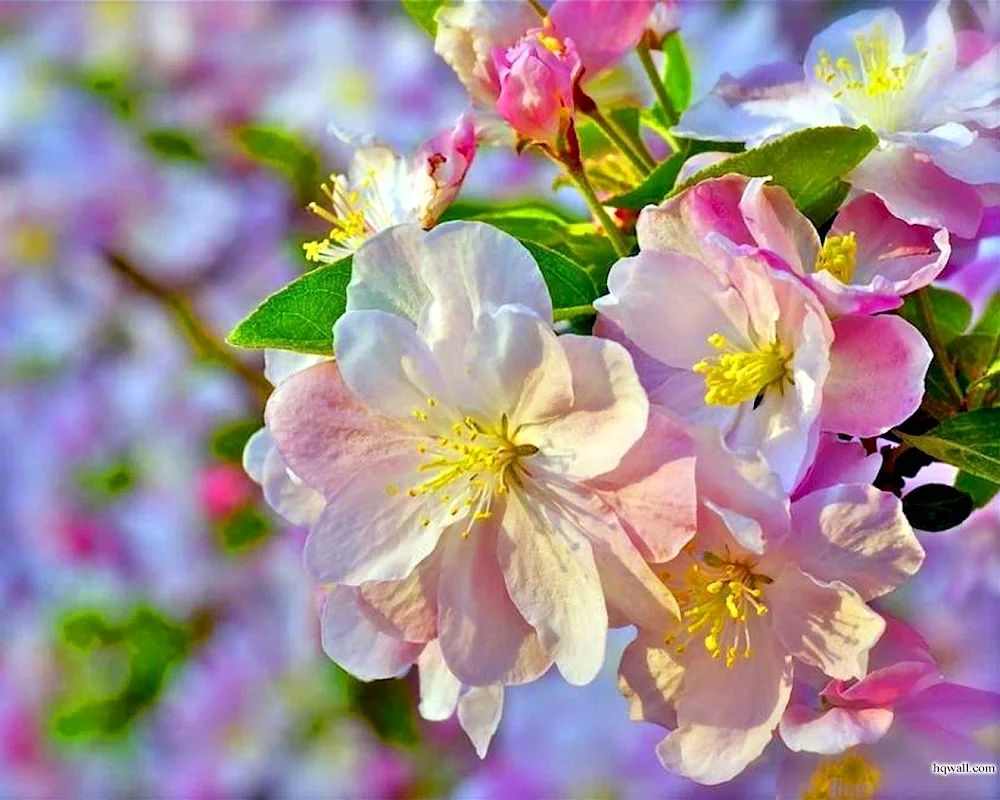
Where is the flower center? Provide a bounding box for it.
[390,403,538,539]
[814,26,925,132]
[303,168,398,263]
[803,751,881,800]
[536,17,567,56]
[693,334,791,407]
[814,232,858,283]
[665,550,771,668]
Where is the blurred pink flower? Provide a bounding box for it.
[198,464,254,520]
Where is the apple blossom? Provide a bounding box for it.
[595,175,932,491]
[778,617,1000,799]
[670,173,952,316]
[265,221,692,688]
[618,453,924,785]
[676,4,1000,236]
[301,114,476,265]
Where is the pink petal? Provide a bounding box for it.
[617,632,683,730]
[589,407,698,563]
[848,145,984,238]
[779,704,893,754]
[823,314,932,438]
[359,555,440,643]
[787,484,924,601]
[770,567,885,681]
[792,435,882,500]
[497,489,608,685]
[525,334,648,482]
[738,177,821,273]
[822,661,940,709]
[320,586,423,681]
[548,0,654,75]
[265,360,416,498]
[660,626,794,784]
[437,521,553,687]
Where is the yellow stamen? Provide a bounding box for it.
[815,232,858,283]
[693,335,791,406]
[803,751,881,800]
[669,551,772,668]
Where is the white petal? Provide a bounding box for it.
[458,685,505,759]
[417,640,462,721]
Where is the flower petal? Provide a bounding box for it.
[823,314,931,438]
[359,554,440,643]
[458,685,505,759]
[617,632,683,730]
[418,640,462,721]
[320,586,423,681]
[779,705,893,755]
[792,435,882,500]
[438,521,553,686]
[738,177,821,272]
[771,567,885,681]
[497,489,608,685]
[548,0,653,75]
[788,484,924,601]
[523,334,648,481]
[659,625,793,784]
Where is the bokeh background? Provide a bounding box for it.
[2,2,996,798]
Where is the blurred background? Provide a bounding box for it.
[1,2,996,798]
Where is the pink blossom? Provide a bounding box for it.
[676,6,1000,237]
[265,222,690,689]
[595,176,932,491]
[777,618,1000,798]
[618,447,924,785]
[302,115,477,264]
[493,27,582,148]
[198,463,254,520]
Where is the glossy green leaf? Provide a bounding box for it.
[972,292,1000,337]
[519,240,599,311]
[954,471,1000,509]
[662,34,693,115]
[142,128,205,163]
[236,125,320,200]
[669,126,879,224]
[902,483,973,532]
[227,256,353,354]
[900,409,1000,483]
[898,287,972,344]
[401,0,447,36]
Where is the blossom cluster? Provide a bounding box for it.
[233,1,1000,795]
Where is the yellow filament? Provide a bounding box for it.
[693,334,791,407]
[815,25,924,99]
[815,232,858,283]
[803,751,881,800]
[667,551,771,668]
[389,413,538,540]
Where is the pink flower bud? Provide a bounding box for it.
[416,113,478,226]
[493,28,582,148]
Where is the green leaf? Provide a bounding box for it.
[440,201,618,276]
[236,125,320,200]
[218,506,272,552]
[900,409,1000,483]
[142,128,205,163]
[227,256,353,354]
[902,483,973,532]
[662,34,693,115]
[948,334,1000,392]
[972,292,1000,337]
[954,471,1000,509]
[577,107,642,158]
[210,419,263,464]
[898,287,972,344]
[519,240,599,311]
[401,0,446,36]
[669,126,879,224]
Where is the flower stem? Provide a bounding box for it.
[914,287,965,411]
[104,251,271,401]
[584,108,655,173]
[637,43,681,152]
[560,160,631,257]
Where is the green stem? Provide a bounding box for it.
[562,162,630,257]
[636,43,681,152]
[585,108,654,173]
[553,304,596,322]
[915,287,965,410]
